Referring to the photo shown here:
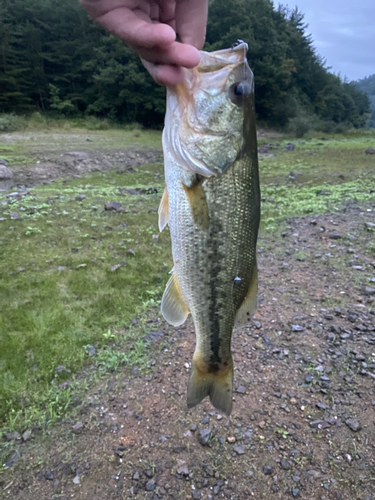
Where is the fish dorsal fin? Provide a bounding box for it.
[158,186,169,232]
[161,271,190,326]
[234,265,258,327]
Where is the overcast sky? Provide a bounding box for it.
[283,0,375,81]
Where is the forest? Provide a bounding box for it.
[355,74,375,128]
[0,0,371,131]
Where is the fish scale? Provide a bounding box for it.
[159,42,260,415]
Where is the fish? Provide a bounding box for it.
[159,41,260,416]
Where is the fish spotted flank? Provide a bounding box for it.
[159,42,260,415]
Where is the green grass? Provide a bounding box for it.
[259,132,375,230]
[0,129,374,435]
[0,163,171,428]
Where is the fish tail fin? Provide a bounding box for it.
[187,354,233,416]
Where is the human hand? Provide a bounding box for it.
[79,0,208,86]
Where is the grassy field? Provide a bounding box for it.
[0,162,172,429]
[0,129,374,434]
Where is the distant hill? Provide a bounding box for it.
[355,75,375,127]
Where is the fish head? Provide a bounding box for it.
[165,41,255,177]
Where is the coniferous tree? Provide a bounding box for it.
[0,0,370,129]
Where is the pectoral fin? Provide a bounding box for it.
[161,271,190,326]
[182,178,209,231]
[158,186,169,232]
[234,265,258,327]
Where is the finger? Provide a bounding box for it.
[175,0,208,49]
[136,41,200,68]
[93,6,176,48]
[141,59,185,86]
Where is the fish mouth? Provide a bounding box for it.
[197,41,248,74]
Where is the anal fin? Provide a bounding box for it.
[161,271,190,326]
[234,265,258,327]
[158,186,169,232]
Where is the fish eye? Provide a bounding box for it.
[229,81,252,105]
[234,83,251,96]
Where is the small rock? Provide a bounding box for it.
[227,436,236,443]
[280,458,291,470]
[176,460,189,476]
[0,164,12,177]
[127,249,135,256]
[85,345,97,356]
[22,430,31,442]
[54,365,71,375]
[132,366,139,376]
[284,143,295,151]
[365,222,375,231]
[292,325,304,332]
[192,491,202,499]
[73,475,80,485]
[145,478,156,491]
[10,212,21,220]
[364,286,375,295]
[365,148,375,154]
[4,450,20,467]
[199,428,211,446]
[0,159,10,168]
[233,445,245,455]
[310,419,330,429]
[263,465,274,475]
[292,488,300,498]
[345,418,361,432]
[328,231,342,240]
[258,144,271,154]
[75,194,86,201]
[104,201,123,211]
[110,264,122,272]
[132,470,140,480]
[5,431,21,441]
[45,471,54,481]
[236,385,246,394]
[72,421,83,434]
[145,330,163,341]
[305,374,313,383]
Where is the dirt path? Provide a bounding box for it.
[7,148,162,188]
[0,127,280,190]
[2,201,375,499]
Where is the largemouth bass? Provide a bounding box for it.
[159,41,260,416]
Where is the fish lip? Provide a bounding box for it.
[197,41,248,72]
[201,41,248,58]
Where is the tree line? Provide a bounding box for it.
[355,74,375,128]
[0,0,370,130]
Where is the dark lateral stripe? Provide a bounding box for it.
[208,218,222,366]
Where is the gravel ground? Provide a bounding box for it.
[2,199,375,499]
